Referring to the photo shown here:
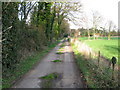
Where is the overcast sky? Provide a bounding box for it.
[69,0,119,29]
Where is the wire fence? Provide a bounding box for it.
[70,38,118,82]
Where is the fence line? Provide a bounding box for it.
[70,38,118,81]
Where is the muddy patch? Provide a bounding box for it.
[39,73,63,88]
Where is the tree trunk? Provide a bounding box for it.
[93,28,96,40]
[49,5,56,41]
[87,29,90,40]
[108,32,111,40]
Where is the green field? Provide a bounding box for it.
[79,37,119,63]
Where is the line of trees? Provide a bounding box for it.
[78,27,118,37]
[78,11,118,40]
[2,1,82,78]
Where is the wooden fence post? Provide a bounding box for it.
[111,56,117,71]
[98,51,100,67]
[89,52,91,59]
[111,56,117,80]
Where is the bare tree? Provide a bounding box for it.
[80,13,90,39]
[92,11,103,40]
[100,23,107,37]
[19,1,37,23]
[55,2,82,37]
[107,20,115,40]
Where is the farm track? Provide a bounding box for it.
[12,40,85,88]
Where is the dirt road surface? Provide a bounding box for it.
[12,40,85,88]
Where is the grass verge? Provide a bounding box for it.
[71,43,118,88]
[2,41,60,88]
